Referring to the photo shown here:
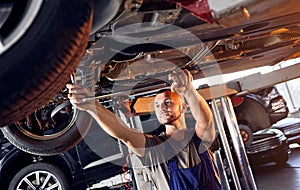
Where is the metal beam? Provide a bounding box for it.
[236,63,300,92]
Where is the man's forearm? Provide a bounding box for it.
[183,87,212,124]
[183,87,215,142]
[86,101,146,156]
[87,101,130,140]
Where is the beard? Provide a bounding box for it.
[159,111,181,125]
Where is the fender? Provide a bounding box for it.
[91,0,124,34]
[0,145,84,189]
[244,93,268,109]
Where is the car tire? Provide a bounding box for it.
[1,110,93,156]
[0,0,93,126]
[235,97,271,132]
[239,124,253,148]
[8,162,71,190]
[275,151,289,167]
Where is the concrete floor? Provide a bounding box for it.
[253,146,300,190]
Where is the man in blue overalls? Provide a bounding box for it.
[67,69,221,190]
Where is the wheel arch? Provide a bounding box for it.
[0,149,34,189]
[0,148,81,189]
[235,95,271,132]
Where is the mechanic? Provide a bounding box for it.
[67,69,221,190]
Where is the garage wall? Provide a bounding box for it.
[275,58,300,114]
[276,78,300,113]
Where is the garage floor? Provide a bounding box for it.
[253,146,300,190]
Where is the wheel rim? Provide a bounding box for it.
[12,88,78,140]
[0,0,43,54]
[240,129,249,142]
[16,170,62,190]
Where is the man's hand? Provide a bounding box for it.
[67,85,146,157]
[169,70,215,144]
[66,84,96,112]
[168,69,193,95]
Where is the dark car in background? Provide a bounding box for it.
[221,127,290,189]
[0,120,133,190]
[232,86,289,147]
[272,117,300,145]
[215,86,290,171]
[246,128,290,167]
[233,87,290,167]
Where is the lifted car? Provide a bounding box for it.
[232,86,289,147]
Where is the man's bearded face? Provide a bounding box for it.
[154,91,183,125]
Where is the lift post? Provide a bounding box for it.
[211,96,257,190]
